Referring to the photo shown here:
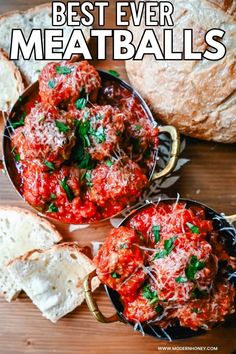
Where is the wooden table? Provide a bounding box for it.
[0,1,236,353]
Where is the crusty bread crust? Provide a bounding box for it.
[0,206,62,243]
[0,48,24,111]
[126,0,236,143]
[8,242,93,266]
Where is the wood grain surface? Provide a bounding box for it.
[0,1,236,353]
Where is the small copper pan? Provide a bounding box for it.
[84,198,236,340]
[0,71,180,224]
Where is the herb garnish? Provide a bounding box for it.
[185,256,205,281]
[186,222,199,234]
[55,121,69,133]
[12,112,26,129]
[75,120,91,147]
[51,193,56,200]
[44,160,55,171]
[48,79,56,89]
[152,225,161,243]
[85,171,93,187]
[47,202,58,213]
[111,272,121,279]
[108,70,120,78]
[105,160,113,167]
[142,285,158,305]
[154,236,177,260]
[15,154,20,162]
[175,276,188,283]
[92,126,106,143]
[191,308,200,314]
[119,243,129,249]
[59,178,75,202]
[75,97,87,110]
[56,66,72,75]
[135,125,142,131]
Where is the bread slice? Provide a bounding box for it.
[0,3,91,85]
[7,243,100,323]
[0,207,62,301]
[0,49,24,112]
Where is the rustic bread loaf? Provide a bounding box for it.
[0,207,62,301]
[0,3,91,85]
[8,243,100,323]
[0,49,24,111]
[126,0,236,143]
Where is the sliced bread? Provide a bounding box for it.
[0,207,62,301]
[0,3,91,85]
[0,49,24,111]
[7,243,100,323]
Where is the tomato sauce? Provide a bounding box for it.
[94,202,235,330]
[10,61,158,223]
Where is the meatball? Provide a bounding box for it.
[39,61,101,107]
[22,163,98,223]
[73,105,125,161]
[88,157,149,208]
[150,233,217,303]
[94,227,145,295]
[11,103,75,166]
[122,290,157,323]
[176,282,235,330]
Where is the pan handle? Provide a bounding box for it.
[83,270,120,323]
[152,126,180,181]
[225,215,236,224]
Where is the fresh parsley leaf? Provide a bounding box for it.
[164,236,177,253]
[108,70,120,78]
[85,171,93,187]
[75,120,91,147]
[191,308,200,314]
[154,236,177,260]
[175,276,188,283]
[15,154,20,162]
[152,225,161,243]
[111,272,121,279]
[75,97,87,110]
[135,125,142,131]
[186,222,199,234]
[142,285,158,304]
[47,202,58,213]
[105,160,113,167]
[185,256,205,281]
[51,193,56,200]
[12,112,26,129]
[56,66,72,75]
[44,160,55,171]
[154,249,168,259]
[119,243,129,249]
[48,79,56,89]
[92,126,106,143]
[59,178,75,202]
[55,121,69,133]
[95,113,104,120]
